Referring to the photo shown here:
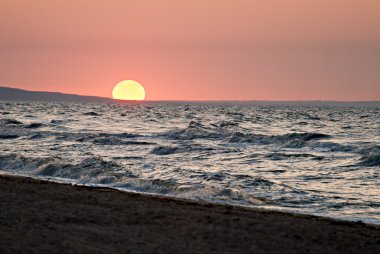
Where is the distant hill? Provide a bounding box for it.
[0,87,113,103]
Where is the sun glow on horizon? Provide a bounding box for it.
[112,80,146,101]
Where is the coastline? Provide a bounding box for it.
[0,174,379,253]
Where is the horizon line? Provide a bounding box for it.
[1,86,380,103]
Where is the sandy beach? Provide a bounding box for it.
[0,174,379,254]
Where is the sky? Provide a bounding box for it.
[1,0,380,100]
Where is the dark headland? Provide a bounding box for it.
[0,174,379,254]
[0,87,113,103]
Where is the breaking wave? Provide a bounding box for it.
[163,120,329,142]
[357,146,380,167]
[0,154,136,184]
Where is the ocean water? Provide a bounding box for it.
[0,101,379,224]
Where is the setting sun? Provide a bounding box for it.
[112,80,146,101]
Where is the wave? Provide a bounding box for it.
[114,174,274,205]
[280,132,330,141]
[309,142,354,152]
[0,153,315,206]
[151,146,178,155]
[150,144,214,155]
[230,132,330,144]
[210,120,239,128]
[265,153,324,161]
[164,121,225,140]
[1,118,44,130]
[1,119,23,125]
[93,137,154,146]
[98,132,140,139]
[50,119,65,124]
[0,154,136,184]
[25,122,43,129]
[0,134,19,139]
[29,134,45,140]
[357,146,380,167]
[0,122,146,146]
[83,111,100,116]
[57,132,141,143]
[163,121,331,146]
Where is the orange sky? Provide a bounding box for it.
[1,0,380,100]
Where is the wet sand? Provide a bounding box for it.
[0,174,379,254]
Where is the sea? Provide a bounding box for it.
[0,101,379,224]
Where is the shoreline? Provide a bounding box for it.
[2,171,378,226]
[0,174,379,253]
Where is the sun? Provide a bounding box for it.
[112,80,146,101]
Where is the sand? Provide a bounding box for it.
[0,175,379,254]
